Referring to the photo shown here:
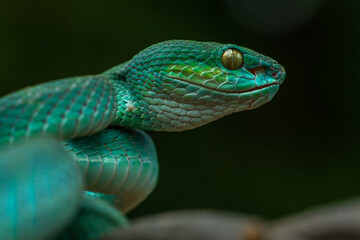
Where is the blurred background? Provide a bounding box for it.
[0,0,358,220]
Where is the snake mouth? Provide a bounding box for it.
[168,76,279,94]
[235,82,279,94]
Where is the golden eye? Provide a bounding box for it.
[221,48,243,70]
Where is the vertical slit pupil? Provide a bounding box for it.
[232,50,235,69]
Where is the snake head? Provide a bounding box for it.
[116,40,285,131]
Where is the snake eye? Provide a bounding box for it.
[221,48,243,70]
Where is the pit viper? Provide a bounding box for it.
[0,40,286,240]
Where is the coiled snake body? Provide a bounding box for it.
[0,40,285,239]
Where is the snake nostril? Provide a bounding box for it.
[271,72,277,78]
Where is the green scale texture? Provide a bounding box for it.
[0,40,285,239]
[64,127,158,213]
[107,40,285,131]
[0,76,117,146]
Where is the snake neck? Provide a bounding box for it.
[109,79,189,131]
[109,79,150,129]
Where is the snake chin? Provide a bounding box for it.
[246,84,280,110]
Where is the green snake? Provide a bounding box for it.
[0,40,285,239]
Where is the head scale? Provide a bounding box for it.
[111,40,286,131]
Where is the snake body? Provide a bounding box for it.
[0,40,285,239]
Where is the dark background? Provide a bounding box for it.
[0,0,359,220]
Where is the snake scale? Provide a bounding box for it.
[0,40,285,239]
